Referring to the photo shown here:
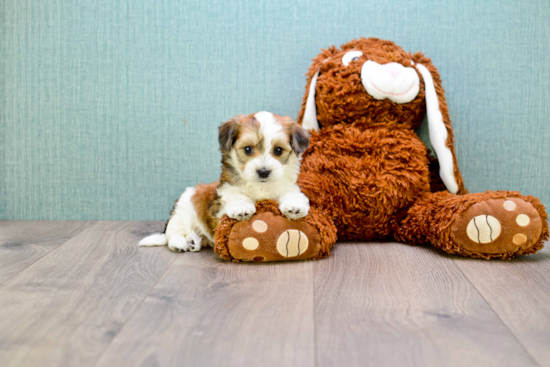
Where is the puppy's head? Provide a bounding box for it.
[218,111,310,185]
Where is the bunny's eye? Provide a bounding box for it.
[342,50,363,66]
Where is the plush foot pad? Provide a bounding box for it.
[451,198,543,256]
[226,212,320,262]
[214,200,336,262]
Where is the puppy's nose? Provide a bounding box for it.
[257,168,271,179]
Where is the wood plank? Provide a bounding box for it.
[0,221,92,284]
[95,250,315,367]
[313,242,537,367]
[454,243,550,366]
[0,221,175,367]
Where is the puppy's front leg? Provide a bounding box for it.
[278,186,310,220]
[218,185,256,221]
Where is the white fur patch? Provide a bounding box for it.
[138,233,167,247]
[168,234,188,252]
[279,190,310,220]
[139,186,213,251]
[225,199,256,220]
[163,187,214,248]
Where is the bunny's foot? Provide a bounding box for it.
[451,197,543,258]
[214,200,336,262]
[397,191,548,259]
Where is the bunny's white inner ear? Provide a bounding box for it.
[416,64,459,194]
[301,70,320,132]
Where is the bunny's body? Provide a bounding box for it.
[215,38,547,261]
[299,123,431,241]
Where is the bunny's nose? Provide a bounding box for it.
[384,62,403,78]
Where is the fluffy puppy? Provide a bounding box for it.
[139,111,311,252]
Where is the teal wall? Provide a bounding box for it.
[1,0,549,220]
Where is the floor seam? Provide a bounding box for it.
[90,254,178,367]
[312,261,318,367]
[452,259,540,367]
[0,222,94,287]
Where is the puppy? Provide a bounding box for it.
[139,111,311,252]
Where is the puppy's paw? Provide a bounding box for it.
[226,202,256,221]
[186,232,202,252]
[168,235,189,252]
[280,201,309,220]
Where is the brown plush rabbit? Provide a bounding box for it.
[215,37,547,261]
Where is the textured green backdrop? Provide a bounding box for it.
[1,0,549,220]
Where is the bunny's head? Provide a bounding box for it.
[298,37,465,194]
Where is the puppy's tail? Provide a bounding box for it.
[138,233,168,247]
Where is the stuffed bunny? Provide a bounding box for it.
[215,37,547,261]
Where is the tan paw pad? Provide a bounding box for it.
[516,214,530,226]
[513,233,527,245]
[466,215,501,243]
[242,237,259,250]
[252,220,268,233]
[452,198,543,255]
[277,230,308,257]
[503,200,517,211]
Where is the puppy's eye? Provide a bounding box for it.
[244,146,253,155]
[273,147,284,156]
[342,50,363,66]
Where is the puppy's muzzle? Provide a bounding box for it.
[257,168,271,179]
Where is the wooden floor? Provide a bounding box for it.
[0,221,549,367]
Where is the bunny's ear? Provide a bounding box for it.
[300,70,320,131]
[297,47,339,131]
[413,53,466,194]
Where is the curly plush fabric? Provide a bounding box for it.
[299,125,431,240]
[297,38,466,195]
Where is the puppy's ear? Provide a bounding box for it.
[218,116,241,152]
[290,122,310,155]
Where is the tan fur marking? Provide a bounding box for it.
[191,181,221,239]
[219,115,261,186]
